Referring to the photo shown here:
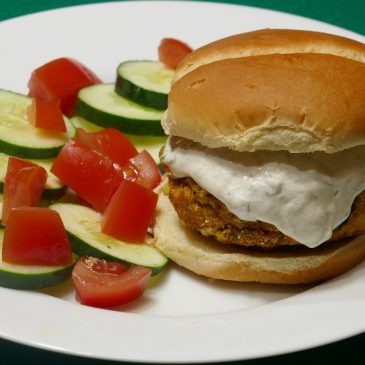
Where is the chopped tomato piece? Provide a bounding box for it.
[51,140,123,212]
[1,157,47,226]
[72,257,151,308]
[75,128,137,167]
[2,207,72,266]
[123,150,161,189]
[28,57,101,116]
[101,180,158,243]
[158,38,193,69]
[76,194,93,208]
[27,98,66,132]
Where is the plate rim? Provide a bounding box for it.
[0,1,364,363]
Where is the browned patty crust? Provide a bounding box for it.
[166,177,365,249]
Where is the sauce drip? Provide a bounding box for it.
[162,137,365,247]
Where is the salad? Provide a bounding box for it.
[0,38,192,308]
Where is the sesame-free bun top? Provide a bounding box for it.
[173,29,365,82]
[162,29,365,153]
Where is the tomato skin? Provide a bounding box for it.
[51,140,123,212]
[1,157,47,226]
[27,98,66,132]
[101,180,158,243]
[72,257,152,308]
[158,38,193,69]
[2,207,72,266]
[75,128,137,167]
[123,150,161,190]
[28,58,102,116]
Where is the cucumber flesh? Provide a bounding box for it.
[0,152,66,201]
[0,194,3,224]
[71,116,166,162]
[0,89,75,158]
[128,135,166,163]
[115,61,173,110]
[0,230,77,289]
[70,116,103,133]
[76,84,165,136]
[51,203,168,275]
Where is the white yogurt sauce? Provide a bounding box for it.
[162,136,365,247]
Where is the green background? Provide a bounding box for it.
[0,0,364,364]
[0,0,364,35]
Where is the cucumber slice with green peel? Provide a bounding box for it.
[128,134,166,162]
[70,116,103,133]
[50,203,168,275]
[30,159,67,201]
[115,61,174,110]
[0,230,77,289]
[0,153,66,201]
[71,116,166,162]
[0,194,3,225]
[0,89,75,159]
[76,84,165,136]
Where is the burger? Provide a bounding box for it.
[153,29,365,284]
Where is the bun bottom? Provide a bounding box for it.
[154,193,365,284]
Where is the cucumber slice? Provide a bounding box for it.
[0,194,3,225]
[76,84,165,136]
[115,61,174,110]
[0,89,75,158]
[71,116,166,162]
[0,153,66,201]
[50,203,168,275]
[70,116,103,133]
[128,135,166,163]
[0,230,77,289]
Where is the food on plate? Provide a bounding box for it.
[0,89,75,159]
[72,257,152,308]
[0,154,66,201]
[70,59,172,162]
[158,38,193,69]
[154,29,365,284]
[0,228,76,290]
[51,203,168,275]
[123,150,162,189]
[2,207,72,266]
[1,157,47,225]
[27,98,66,132]
[101,180,158,243]
[51,139,124,212]
[70,116,166,162]
[76,83,165,136]
[115,60,174,110]
[74,127,138,167]
[0,52,170,304]
[28,57,102,116]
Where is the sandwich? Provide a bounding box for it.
[153,29,365,284]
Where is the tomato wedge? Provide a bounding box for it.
[158,38,193,69]
[75,128,137,167]
[51,140,123,212]
[2,207,72,266]
[123,150,161,189]
[72,257,152,308]
[28,57,101,116]
[101,180,158,243]
[1,157,47,226]
[27,98,66,132]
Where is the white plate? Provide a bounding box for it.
[0,1,365,363]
